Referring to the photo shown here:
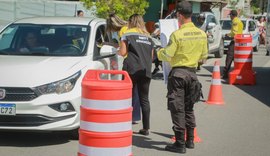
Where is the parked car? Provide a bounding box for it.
[220,18,260,52]
[0,17,122,136]
[192,12,224,58]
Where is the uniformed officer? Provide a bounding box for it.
[222,10,243,79]
[157,1,208,154]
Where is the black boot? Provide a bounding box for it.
[165,130,186,153]
[165,141,186,154]
[186,128,195,149]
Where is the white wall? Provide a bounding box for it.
[0,0,95,29]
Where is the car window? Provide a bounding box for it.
[93,24,109,60]
[221,20,231,30]
[248,21,256,31]
[0,24,90,56]
[191,13,205,28]
[207,15,216,24]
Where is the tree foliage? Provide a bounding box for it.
[80,0,149,20]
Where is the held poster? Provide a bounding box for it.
[159,19,179,84]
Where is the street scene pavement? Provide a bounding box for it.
[0,46,270,156]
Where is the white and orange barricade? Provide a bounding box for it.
[78,70,133,156]
[229,34,256,85]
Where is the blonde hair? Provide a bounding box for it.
[106,13,127,32]
[128,14,149,35]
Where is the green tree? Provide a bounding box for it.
[80,0,149,20]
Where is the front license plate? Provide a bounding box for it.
[0,104,16,115]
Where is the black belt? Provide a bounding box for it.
[172,66,196,72]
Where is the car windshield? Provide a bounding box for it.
[191,13,205,28]
[221,20,246,30]
[0,24,90,56]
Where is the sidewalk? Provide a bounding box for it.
[132,48,270,156]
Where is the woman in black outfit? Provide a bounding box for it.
[118,14,155,135]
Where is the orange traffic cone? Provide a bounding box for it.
[206,60,224,105]
[171,128,202,143]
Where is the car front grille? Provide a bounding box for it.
[0,87,39,101]
[0,114,76,127]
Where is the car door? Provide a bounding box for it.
[206,14,221,53]
[248,20,259,47]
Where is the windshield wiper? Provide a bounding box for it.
[0,51,10,55]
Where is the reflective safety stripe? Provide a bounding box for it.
[235,43,252,46]
[79,144,132,156]
[213,65,220,72]
[235,50,252,55]
[211,79,221,85]
[81,98,131,110]
[80,121,132,132]
[234,58,252,63]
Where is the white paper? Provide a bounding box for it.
[159,19,178,84]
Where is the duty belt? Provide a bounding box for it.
[172,66,196,73]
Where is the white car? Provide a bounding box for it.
[192,12,224,58]
[0,17,122,136]
[220,18,260,52]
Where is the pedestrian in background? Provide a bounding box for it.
[222,10,243,79]
[119,14,154,135]
[107,13,141,123]
[76,10,84,17]
[157,1,208,154]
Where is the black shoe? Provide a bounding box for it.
[186,140,194,149]
[165,142,186,154]
[138,129,149,136]
[152,68,160,75]
[222,74,228,79]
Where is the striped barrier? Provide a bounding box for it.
[206,60,224,105]
[229,34,256,85]
[78,70,133,156]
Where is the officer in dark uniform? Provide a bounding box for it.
[157,1,208,154]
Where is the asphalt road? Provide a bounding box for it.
[0,46,270,156]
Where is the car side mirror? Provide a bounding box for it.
[98,44,118,59]
[207,22,216,29]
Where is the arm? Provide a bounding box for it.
[118,40,128,57]
[199,37,208,64]
[157,33,177,62]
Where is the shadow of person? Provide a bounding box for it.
[132,135,168,151]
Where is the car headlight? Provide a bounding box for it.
[34,71,81,95]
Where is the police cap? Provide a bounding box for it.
[176,1,192,15]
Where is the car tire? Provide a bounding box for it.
[214,38,224,58]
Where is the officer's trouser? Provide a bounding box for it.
[167,68,197,144]
[223,41,235,76]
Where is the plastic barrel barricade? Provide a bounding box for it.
[78,70,133,156]
[229,34,256,85]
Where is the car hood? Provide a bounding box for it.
[0,56,89,87]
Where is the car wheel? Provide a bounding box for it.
[215,38,224,58]
[253,40,259,52]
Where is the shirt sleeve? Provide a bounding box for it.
[157,33,177,62]
[229,19,240,37]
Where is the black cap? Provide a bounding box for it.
[229,10,238,16]
[176,1,192,15]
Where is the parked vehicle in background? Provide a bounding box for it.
[192,12,224,58]
[220,18,260,52]
[0,17,122,136]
